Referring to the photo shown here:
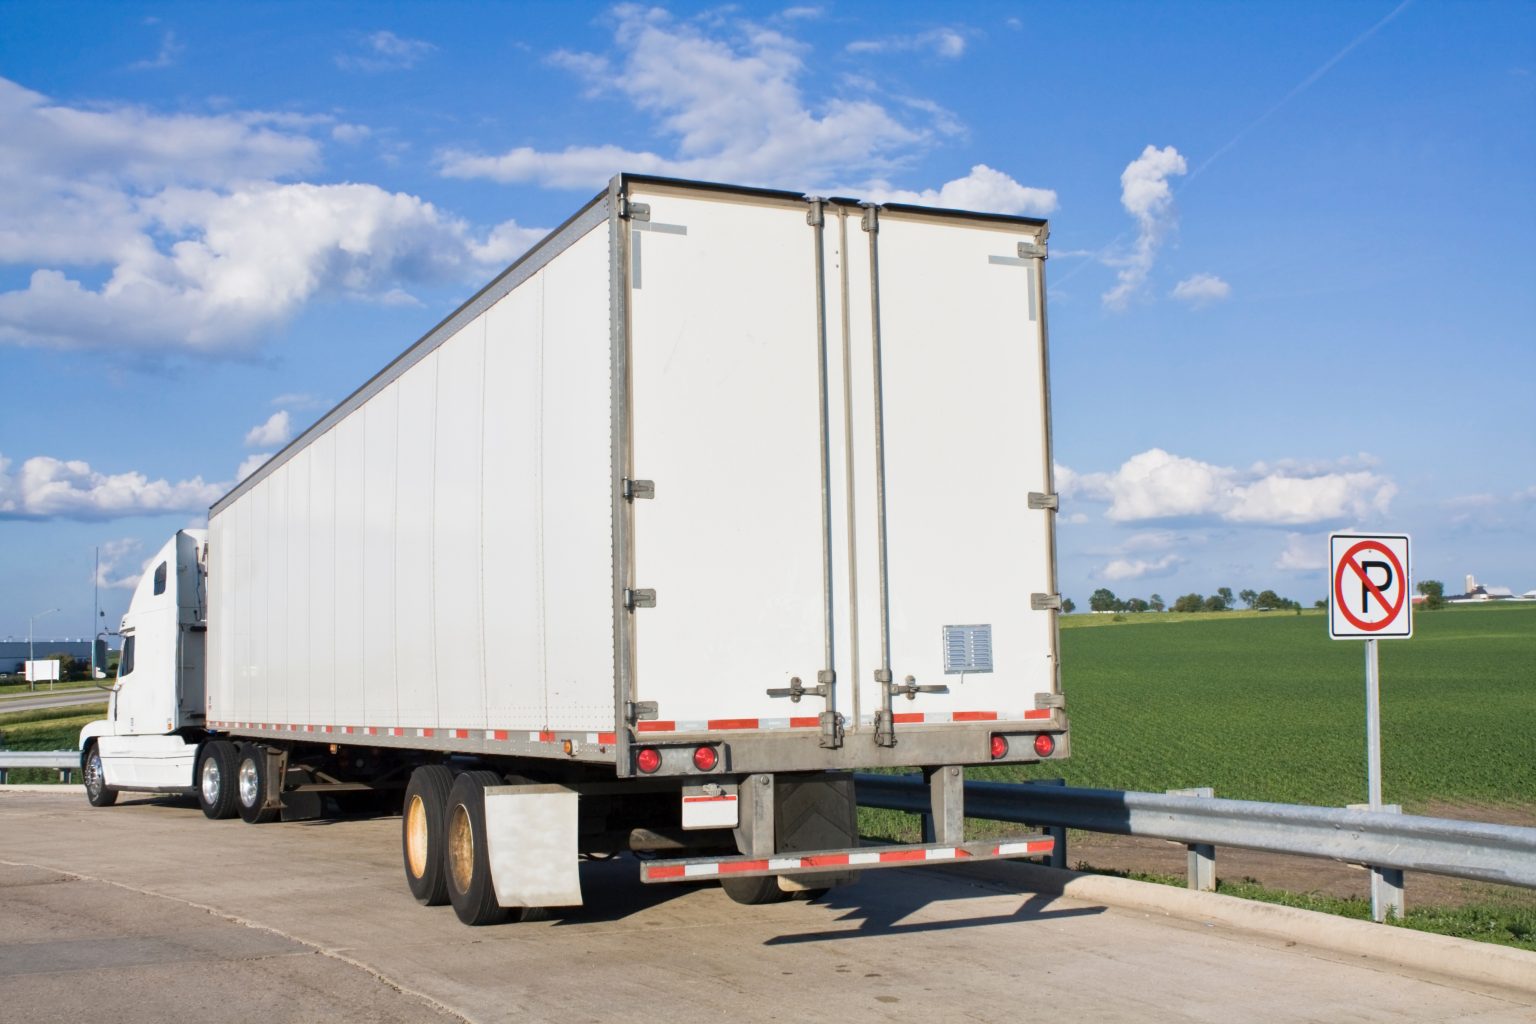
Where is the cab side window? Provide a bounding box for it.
[119,636,136,678]
[153,562,167,596]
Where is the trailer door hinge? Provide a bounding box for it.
[874,707,896,747]
[1031,593,1063,611]
[1018,239,1048,260]
[623,478,655,501]
[620,199,651,222]
[627,701,658,722]
[1035,691,1066,710]
[1027,491,1059,511]
[625,588,657,611]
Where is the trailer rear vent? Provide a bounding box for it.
[942,624,994,674]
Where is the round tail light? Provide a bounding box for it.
[990,734,1009,760]
[1033,733,1056,758]
[692,745,718,772]
[635,747,662,774]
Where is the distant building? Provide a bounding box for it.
[1448,574,1530,603]
[0,640,94,675]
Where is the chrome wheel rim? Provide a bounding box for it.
[86,751,104,795]
[200,757,221,805]
[238,759,259,807]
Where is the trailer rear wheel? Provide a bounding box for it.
[402,765,455,906]
[444,770,512,926]
[197,741,239,820]
[720,874,791,906]
[236,746,280,825]
[83,744,117,808]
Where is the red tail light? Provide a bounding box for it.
[1033,733,1056,758]
[990,734,1009,760]
[636,747,662,774]
[692,745,718,772]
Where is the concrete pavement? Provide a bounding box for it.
[2,787,1533,1024]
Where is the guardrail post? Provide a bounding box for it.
[58,768,73,784]
[1349,803,1406,921]
[1168,787,1216,891]
[1030,778,1068,868]
[0,767,8,784]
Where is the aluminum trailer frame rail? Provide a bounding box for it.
[855,774,1536,889]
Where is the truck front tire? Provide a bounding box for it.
[402,765,455,906]
[444,770,512,926]
[83,744,117,808]
[197,740,239,820]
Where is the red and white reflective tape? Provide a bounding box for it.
[634,709,1052,734]
[645,839,1054,881]
[205,720,617,748]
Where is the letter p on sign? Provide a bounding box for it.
[1329,534,1412,639]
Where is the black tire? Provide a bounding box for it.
[402,765,455,906]
[83,744,117,808]
[236,745,280,825]
[197,740,239,820]
[721,873,790,906]
[444,770,512,926]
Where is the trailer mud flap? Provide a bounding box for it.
[484,784,583,908]
[639,834,1053,884]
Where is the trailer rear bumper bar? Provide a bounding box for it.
[639,834,1054,883]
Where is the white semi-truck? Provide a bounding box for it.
[79,175,1068,925]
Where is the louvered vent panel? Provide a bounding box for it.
[942,624,994,674]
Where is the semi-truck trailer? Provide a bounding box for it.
[79,174,1068,925]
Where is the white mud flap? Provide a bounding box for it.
[484,784,583,908]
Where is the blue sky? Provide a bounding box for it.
[1,1,1532,642]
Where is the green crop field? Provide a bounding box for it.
[0,703,106,783]
[972,602,1536,810]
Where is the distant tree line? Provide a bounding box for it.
[1073,586,1303,614]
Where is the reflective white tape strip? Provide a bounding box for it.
[925,847,959,861]
[683,863,720,878]
[995,841,1036,856]
[848,851,882,866]
[769,857,802,871]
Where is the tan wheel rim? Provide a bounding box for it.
[448,804,474,894]
[405,795,429,879]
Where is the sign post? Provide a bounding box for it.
[1329,533,1411,922]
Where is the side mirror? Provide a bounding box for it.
[93,637,109,672]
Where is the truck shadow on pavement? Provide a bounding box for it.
[762,881,1106,945]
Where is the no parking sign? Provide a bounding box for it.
[1329,534,1412,639]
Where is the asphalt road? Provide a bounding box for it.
[2,788,1532,1024]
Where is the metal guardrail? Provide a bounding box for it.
[854,774,1536,890]
[0,750,78,783]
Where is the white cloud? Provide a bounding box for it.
[1060,512,1089,525]
[865,163,1056,216]
[130,30,183,71]
[0,452,224,521]
[271,392,328,411]
[0,77,547,355]
[335,31,436,73]
[1066,448,1397,526]
[781,6,825,20]
[1098,553,1183,582]
[438,8,1044,205]
[244,410,292,448]
[95,538,146,590]
[847,28,967,59]
[1171,272,1231,306]
[1276,532,1327,571]
[236,453,272,481]
[331,122,372,144]
[1102,144,1187,309]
